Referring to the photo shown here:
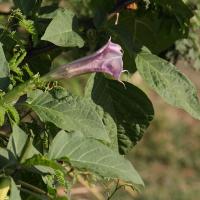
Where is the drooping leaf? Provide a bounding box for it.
[47,130,144,185]
[23,155,64,172]
[41,8,84,48]
[135,49,200,120]
[10,177,21,200]
[0,43,10,92]
[93,5,107,30]
[105,24,134,56]
[85,73,154,154]
[23,89,109,142]
[13,0,36,15]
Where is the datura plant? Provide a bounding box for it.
[0,0,199,200]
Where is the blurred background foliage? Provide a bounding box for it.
[0,0,200,199]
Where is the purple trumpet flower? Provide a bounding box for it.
[40,38,127,86]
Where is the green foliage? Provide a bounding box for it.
[41,8,84,47]
[47,130,144,185]
[0,0,199,199]
[22,89,109,141]
[135,49,200,120]
[85,73,154,154]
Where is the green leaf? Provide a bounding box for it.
[23,89,109,142]
[93,5,107,30]
[41,8,84,48]
[19,19,38,44]
[0,43,10,92]
[7,123,55,175]
[85,73,154,154]
[38,6,61,21]
[135,50,200,120]
[4,105,20,125]
[23,155,64,172]
[0,147,8,169]
[13,0,36,16]
[47,130,144,186]
[105,24,134,56]
[10,177,21,200]
[0,106,6,126]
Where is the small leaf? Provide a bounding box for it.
[4,105,20,125]
[135,50,200,120]
[47,130,144,185]
[93,5,107,30]
[85,73,154,154]
[23,89,109,142]
[13,0,36,15]
[19,19,38,44]
[41,8,84,48]
[0,43,10,92]
[105,24,134,56]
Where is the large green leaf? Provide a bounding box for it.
[10,177,21,200]
[23,89,109,142]
[0,43,10,92]
[41,8,84,48]
[85,73,154,154]
[47,130,144,185]
[135,50,200,120]
[13,0,36,15]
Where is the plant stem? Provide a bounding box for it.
[107,179,120,200]
[17,187,46,200]
[16,180,56,200]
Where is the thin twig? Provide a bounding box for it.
[108,0,141,20]
[17,187,46,200]
[16,180,56,200]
